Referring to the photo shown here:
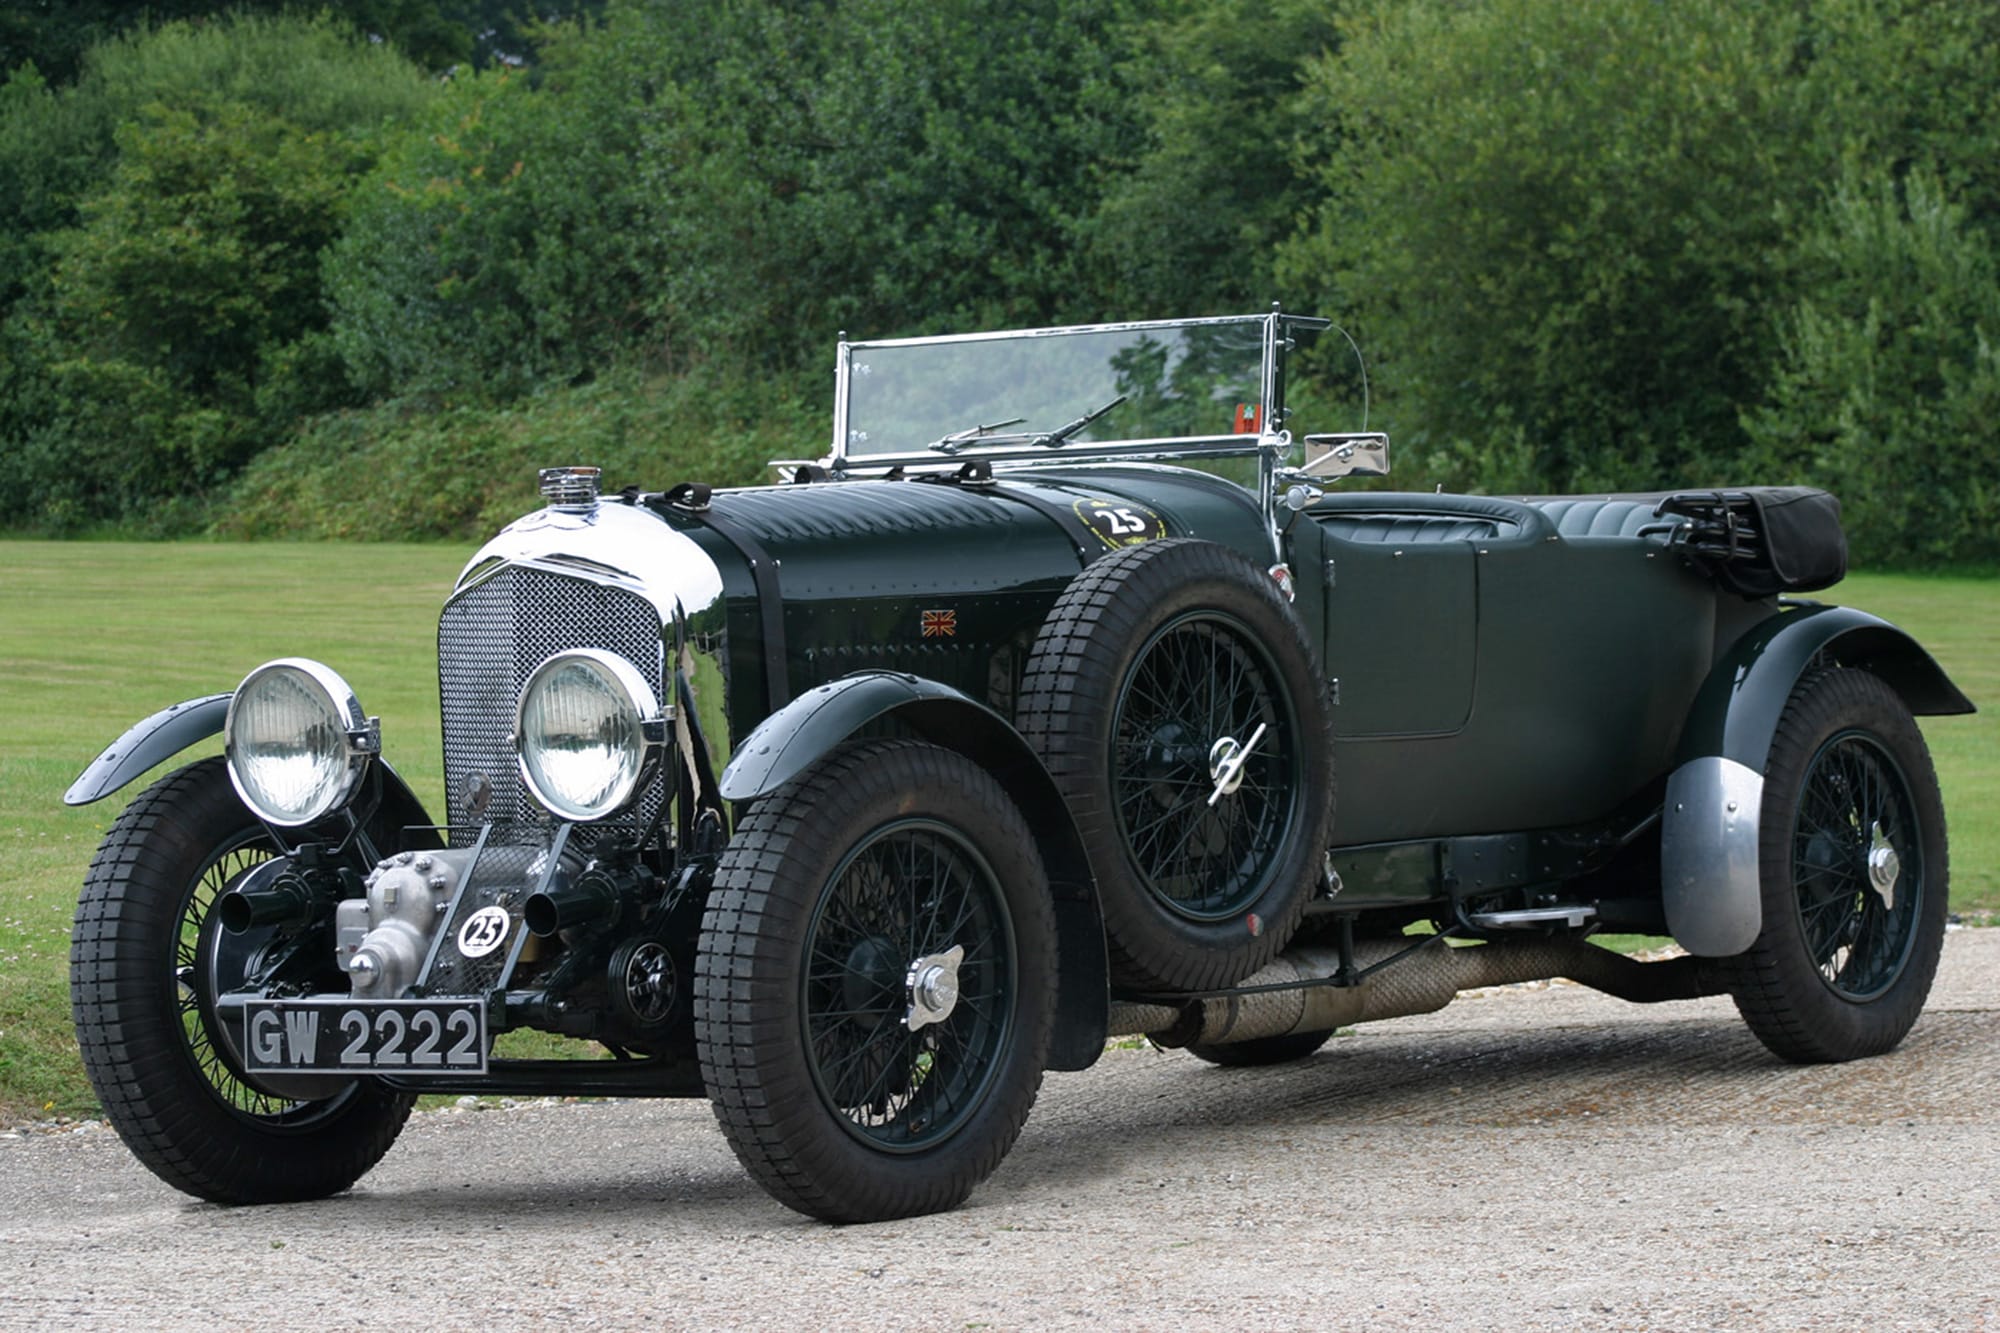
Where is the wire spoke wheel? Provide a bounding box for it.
[1114,612,1300,921]
[72,757,415,1202]
[803,821,1013,1150]
[1018,539,1334,992]
[1789,731,1923,1001]
[175,831,336,1124]
[1722,669,1949,1064]
[697,740,1056,1222]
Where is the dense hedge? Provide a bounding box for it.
[2,1,1998,565]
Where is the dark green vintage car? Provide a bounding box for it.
[67,313,1973,1222]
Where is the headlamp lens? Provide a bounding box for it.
[517,651,657,821]
[226,660,369,826]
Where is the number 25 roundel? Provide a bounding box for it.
[1073,497,1166,550]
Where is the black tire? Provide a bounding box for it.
[1185,1027,1338,1068]
[1017,539,1334,993]
[70,757,414,1203]
[1721,669,1949,1063]
[694,740,1057,1223]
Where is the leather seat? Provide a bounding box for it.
[1522,497,1677,540]
[1316,515,1502,544]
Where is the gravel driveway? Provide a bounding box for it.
[4,930,1995,1331]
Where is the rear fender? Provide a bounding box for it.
[1662,604,1973,956]
[720,671,1109,1071]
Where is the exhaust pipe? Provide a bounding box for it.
[1109,936,1728,1048]
[523,866,630,937]
[218,871,318,934]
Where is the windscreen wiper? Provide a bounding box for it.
[925,416,1028,454]
[1032,394,1127,448]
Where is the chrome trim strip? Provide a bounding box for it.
[826,434,1274,474]
[840,312,1308,351]
[831,339,852,458]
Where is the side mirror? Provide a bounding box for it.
[1300,433,1390,480]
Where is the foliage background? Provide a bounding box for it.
[1,0,1998,562]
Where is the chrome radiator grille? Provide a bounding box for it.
[438,565,665,837]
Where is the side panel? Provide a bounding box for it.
[1322,542,1476,737]
[1327,533,1720,844]
[669,465,1278,747]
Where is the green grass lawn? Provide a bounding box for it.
[2,541,1993,1120]
[2,541,464,1118]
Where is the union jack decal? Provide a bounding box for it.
[920,608,957,638]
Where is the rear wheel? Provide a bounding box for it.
[1018,539,1334,992]
[70,758,414,1203]
[695,740,1056,1222]
[1723,670,1949,1063]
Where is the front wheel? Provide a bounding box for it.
[70,757,414,1202]
[1722,669,1949,1063]
[695,740,1056,1222]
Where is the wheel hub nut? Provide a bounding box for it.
[1206,721,1267,806]
[905,945,965,1032]
[1208,736,1247,792]
[1867,821,1900,909]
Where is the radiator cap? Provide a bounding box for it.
[538,465,601,513]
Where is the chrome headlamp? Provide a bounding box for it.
[225,659,379,827]
[515,649,670,822]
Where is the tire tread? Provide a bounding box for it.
[695,741,1056,1222]
[71,758,413,1203]
[1719,669,1949,1064]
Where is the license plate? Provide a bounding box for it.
[241,999,488,1076]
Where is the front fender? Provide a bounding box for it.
[718,672,961,801]
[1661,603,1974,956]
[65,694,231,806]
[64,692,438,844]
[720,671,1110,1072]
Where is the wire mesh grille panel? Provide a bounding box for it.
[421,843,543,996]
[438,565,665,839]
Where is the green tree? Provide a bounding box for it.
[1084,0,1343,315]
[331,0,1167,392]
[1278,0,2000,556]
[616,0,1160,358]
[51,98,369,466]
[1748,169,2000,565]
[0,2,605,85]
[1280,0,1807,494]
[1,11,437,316]
[327,25,672,400]
[0,15,438,527]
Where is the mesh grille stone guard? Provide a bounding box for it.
[437,564,667,843]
